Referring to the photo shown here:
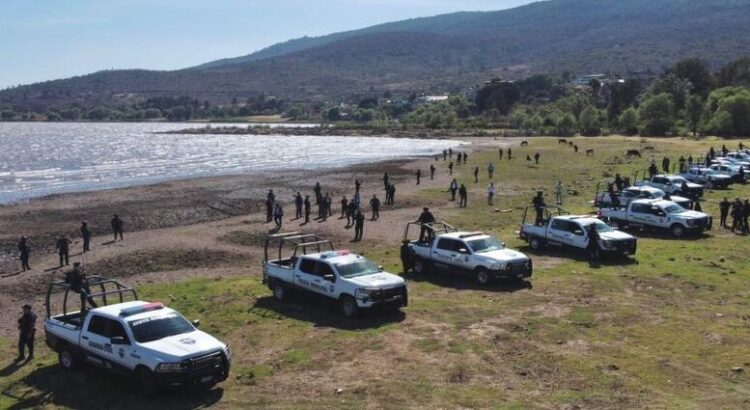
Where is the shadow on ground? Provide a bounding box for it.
[405,270,533,292]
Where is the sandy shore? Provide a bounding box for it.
[0,136,507,336]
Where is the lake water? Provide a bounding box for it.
[0,122,463,204]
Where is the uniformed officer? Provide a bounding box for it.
[400,240,413,274]
[449,179,458,201]
[430,164,436,180]
[388,184,396,205]
[443,149,447,161]
[355,179,362,194]
[56,235,71,267]
[719,197,731,228]
[587,224,600,263]
[265,197,274,223]
[347,200,357,226]
[341,196,348,218]
[416,169,421,185]
[499,148,504,160]
[304,195,311,224]
[416,207,436,242]
[80,221,91,252]
[353,210,365,242]
[65,263,98,308]
[18,236,31,271]
[534,152,540,165]
[370,195,380,220]
[313,182,322,203]
[324,193,333,218]
[16,304,36,362]
[487,163,495,179]
[743,199,750,235]
[473,166,479,183]
[614,174,624,192]
[273,203,284,228]
[458,184,468,208]
[532,191,546,226]
[383,173,390,189]
[448,161,454,175]
[648,162,658,178]
[111,214,124,241]
[294,192,303,219]
[507,148,512,160]
[662,156,671,173]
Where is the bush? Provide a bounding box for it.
[638,93,675,136]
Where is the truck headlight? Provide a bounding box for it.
[355,288,378,300]
[600,240,613,249]
[156,362,186,373]
[686,219,695,226]
[224,344,232,361]
[490,262,503,270]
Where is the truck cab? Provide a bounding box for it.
[636,174,704,198]
[404,221,532,286]
[599,198,712,237]
[681,167,732,189]
[709,163,747,182]
[44,277,230,392]
[263,232,407,318]
[594,185,691,209]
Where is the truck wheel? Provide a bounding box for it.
[272,283,286,301]
[671,224,685,238]
[341,295,359,318]
[529,237,544,251]
[137,366,158,395]
[58,349,76,370]
[476,268,491,286]
[413,257,428,274]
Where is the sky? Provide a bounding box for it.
[0,0,535,89]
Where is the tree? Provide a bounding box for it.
[685,94,704,136]
[668,58,713,97]
[59,107,81,120]
[144,108,161,119]
[325,107,342,122]
[619,107,639,136]
[474,81,520,115]
[649,73,693,110]
[556,112,576,137]
[638,93,675,136]
[87,106,111,121]
[578,105,602,136]
[705,87,750,136]
[718,57,750,88]
[1,110,14,120]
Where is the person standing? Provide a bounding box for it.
[370,195,380,220]
[731,198,742,233]
[313,183,322,203]
[304,195,311,224]
[16,304,36,362]
[648,162,658,178]
[487,163,495,179]
[416,207,436,242]
[353,210,365,241]
[430,164,436,180]
[448,161,454,176]
[442,149,447,161]
[473,166,479,183]
[111,214,124,241]
[383,172,390,190]
[662,156,671,173]
[719,197,731,228]
[534,152,540,165]
[507,148,512,160]
[449,179,458,201]
[416,169,421,185]
[554,181,564,206]
[388,184,396,205]
[487,183,496,206]
[80,221,91,253]
[739,167,745,184]
[325,193,333,218]
[56,235,71,267]
[448,148,453,160]
[400,240,413,274]
[18,236,31,271]
[459,184,468,208]
[355,179,362,194]
[65,263,98,308]
[294,192,303,220]
[265,197,274,223]
[532,191,546,226]
[341,196,348,218]
[498,148,503,160]
[743,199,750,235]
[463,152,469,164]
[587,224,600,263]
[273,203,284,228]
[347,200,357,227]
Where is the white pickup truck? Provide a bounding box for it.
[635,174,704,198]
[263,232,407,318]
[519,210,637,258]
[680,167,732,189]
[709,163,747,183]
[594,185,691,209]
[404,222,532,285]
[44,277,230,393]
[599,198,712,237]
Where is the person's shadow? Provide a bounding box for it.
[0,360,26,377]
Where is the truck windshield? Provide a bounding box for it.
[664,204,685,214]
[128,313,194,343]
[335,259,381,278]
[590,221,614,232]
[468,237,504,253]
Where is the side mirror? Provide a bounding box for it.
[323,274,336,283]
[111,336,129,345]
[573,230,584,236]
[192,319,201,328]
[377,265,384,271]
[458,248,469,254]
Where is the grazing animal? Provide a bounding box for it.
[642,145,655,151]
[520,140,529,146]
[625,149,642,158]
[585,149,594,156]
[574,145,579,153]
[558,139,567,144]
[568,141,574,147]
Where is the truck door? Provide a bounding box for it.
[106,319,134,370]
[310,261,337,296]
[569,222,588,249]
[296,258,321,294]
[629,203,651,225]
[433,238,461,271]
[548,219,571,246]
[83,315,115,368]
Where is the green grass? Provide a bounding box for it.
[2,136,749,408]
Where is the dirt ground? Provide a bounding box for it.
[0,136,501,337]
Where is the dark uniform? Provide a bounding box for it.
[388,184,396,205]
[743,200,750,234]
[719,198,731,228]
[532,192,546,226]
[265,198,274,223]
[304,196,311,223]
[499,148,504,160]
[111,214,124,241]
[347,201,357,226]
[400,241,413,274]
[313,183,322,203]
[430,164,435,180]
[507,148,512,160]
[474,167,479,183]
[273,203,284,228]
[56,236,71,266]
[370,195,380,220]
[662,157,670,173]
[587,224,600,262]
[448,162,454,175]
[353,211,365,241]
[325,193,333,218]
[534,152,540,164]
[648,163,658,178]
[417,208,436,242]
[341,197,348,218]
[355,179,362,194]
[614,174,624,192]
[18,236,31,271]
[294,193,303,219]
[459,184,468,208]
[449,179,458,201]
[80,221,91,252]
[416,169,421,185]
[731,199,743,232]
[16,305,36,361]
[65,264,98,308]
[383,173,390,189]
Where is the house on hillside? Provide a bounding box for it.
[415,95,449,105]
[571,74,607,87]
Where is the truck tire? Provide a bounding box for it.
[272,282,286,301]
[670,224,686,238]
[476,268,491,286]
[137,366,158,396]
[340,295,359,318]
[529,237,544,251]
[412,257,428,274]
[58,348,76,370]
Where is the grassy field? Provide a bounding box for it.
[2,136,749,409]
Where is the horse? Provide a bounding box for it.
[520,140,529,146]
[585,149,595,156]
[558,139,567,144]
[625,149,642,158]
[574,145,579,153]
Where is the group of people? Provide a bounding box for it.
[17,215,124,273]
[719,197,750,234]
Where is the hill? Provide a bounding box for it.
[2,0,750,111]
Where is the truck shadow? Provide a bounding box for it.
[251,294,406,330]
[518,246,639,268]
[615,229,713,241]
[3,363,223,410]
[405,271,533,293]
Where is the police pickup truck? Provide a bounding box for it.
[594,185,691,209]
[44,277,230,393]
[404,221,532,285]
[263,232,407,318]
[635,174,704,198]
[599,198,712,237]
[518,208,637,258]
[680,167,732,189]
